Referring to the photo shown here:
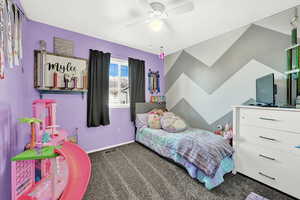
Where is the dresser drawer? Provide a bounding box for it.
[239,108,300,133]
[239,125,300,156]
[236,143,300,198]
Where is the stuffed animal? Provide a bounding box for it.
[223,123,233,140]
[148,114,162,129]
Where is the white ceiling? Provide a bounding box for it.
[21,0,300,55]
[255,5,300,36]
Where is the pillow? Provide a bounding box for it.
[160,114,187,133]
[149,108,165,116]
[135,113,149,130]
[148,113,162,129]
[162,112,175,117]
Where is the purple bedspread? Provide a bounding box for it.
[176,131,234,178]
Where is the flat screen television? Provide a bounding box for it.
[256,73,276,106]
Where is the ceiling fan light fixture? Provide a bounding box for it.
[153,10,163,16]
[150,2,166,13]
[149,19,163,31]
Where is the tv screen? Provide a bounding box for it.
[256,73,275,105]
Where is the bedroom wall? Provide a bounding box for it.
[0,22,28,200]
[22,20,165,152]
[164,7,295,131]
[0,68,26,200]
[0,11,164,197]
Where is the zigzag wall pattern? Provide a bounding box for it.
[167,60,283,124]
[165,25,289,93]
[165,24,289,130]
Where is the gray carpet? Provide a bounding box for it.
[84,143,295,200]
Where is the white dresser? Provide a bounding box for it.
[233,106,300,199]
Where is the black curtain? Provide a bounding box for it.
[129,58,145,122]
[87,49,111,127]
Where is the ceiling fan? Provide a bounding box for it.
[126,0,195,31]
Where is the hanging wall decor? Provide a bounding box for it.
[286,7,299,105]
[34,50,88,93]
[148,69,160,94]
[0,0,24,80]
[150,95,166,103]
[159,46,165,60]
[54,37,74,57]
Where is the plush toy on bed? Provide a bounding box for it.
[147,108,168,129]
[148,113,162,129]
[137,109,187,132]
[160,112,187,133]
[148,108,167,116]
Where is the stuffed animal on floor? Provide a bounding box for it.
[245,192,269,200]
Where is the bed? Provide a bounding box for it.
[135,103,234,190]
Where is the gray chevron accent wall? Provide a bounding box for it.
[170,99,255,131]
[166,25,289,93]
[165,10,294,131]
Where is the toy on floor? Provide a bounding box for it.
[245,192,269,200]
[12,99,91,200]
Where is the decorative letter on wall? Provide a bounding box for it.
[34,50,88,92]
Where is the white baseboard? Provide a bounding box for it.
[86,140,135,154]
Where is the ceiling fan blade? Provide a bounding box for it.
[166,1,194,16]
[159,12,168,19]
[136,0,151,9]
[125,16,150,28]
[166,0,189,7]
[162,19,174,32]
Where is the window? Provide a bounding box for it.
[109,58,129,108]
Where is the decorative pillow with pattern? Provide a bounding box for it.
[160,114,187,133]
[149,108,165,116]
[148,113,162,129]
[162,112,176,117]
[135,113,149,130]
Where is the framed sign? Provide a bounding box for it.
[34,50,88,92]
[54,37,74,56]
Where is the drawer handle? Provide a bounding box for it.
[259,136,277,141]
[259,154,276,161]
[259,172,276,180]
[259,117,278,121]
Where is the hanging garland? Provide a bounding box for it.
[0,0,24,80]
[0,1,5,79]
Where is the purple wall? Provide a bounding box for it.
[0,69,25,200]
[0,15,164,198]
[22,20,165,152]
[0,31,28,200]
